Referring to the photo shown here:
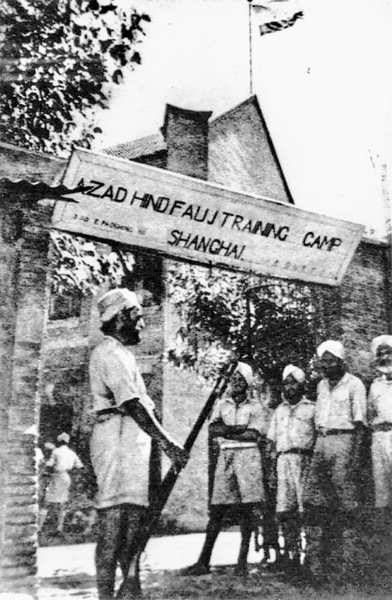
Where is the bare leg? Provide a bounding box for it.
[56,504,66,533]
[235,512,252,576]
[116,505,147,599]
[95,506,123,600]
[117,552,142,599]
[180,506,227,575]
[197,506,227,568]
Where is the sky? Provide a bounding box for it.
[94,0,392,239]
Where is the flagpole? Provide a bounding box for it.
[248,0,253,95]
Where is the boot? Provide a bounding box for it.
[179,562,210,576]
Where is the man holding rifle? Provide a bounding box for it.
[89,288,188,600]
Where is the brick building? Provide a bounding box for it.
[0,95,390,596]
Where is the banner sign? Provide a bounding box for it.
[52,148,364,285]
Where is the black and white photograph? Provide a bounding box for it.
[0,1,391,599]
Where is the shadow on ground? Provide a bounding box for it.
[141,566,391,600]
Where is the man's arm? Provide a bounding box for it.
[122,399,188,467]
[209,421,246,438]
[229,401,266,442]
[353,420,366,449]
[227,428,261,442]
[209,421,261,443]
[367,383,377,424]
[346,379,367,475]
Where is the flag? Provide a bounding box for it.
[251,1,304,37]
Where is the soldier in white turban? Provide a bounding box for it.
[303,339,367,587]
[368,334,392,507]
[89,288,187,600]
[181,362,265,577]
[367,334,392,579]
[267,365,315,575]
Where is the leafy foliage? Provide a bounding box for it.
[0,0,150,155]
[166,262,320,383]
[49,235,323,385]
[50,230,135,294]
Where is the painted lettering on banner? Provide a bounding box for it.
[52,149,364,285]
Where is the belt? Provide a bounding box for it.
[96,407,120,416]
[318,428,354,437]
[372,422,392,433]
[277,448,312,457]
[95,407,121,422]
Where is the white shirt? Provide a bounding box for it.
[315,372,367,430]
[89,336,155,414]
[210,395,264,449]
[268,397,315,453]
[47,445,83,472]
[368,376,392,426]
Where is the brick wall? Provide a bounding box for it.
[161,364,210,531]
[339,240,390,383]
[0,194,53,597]
[0,196,20,588]
[3,433,38,595]
[162,104,211,181]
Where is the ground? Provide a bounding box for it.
[37,532,391,600]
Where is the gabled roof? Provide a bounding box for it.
[209,95,294,204]
[102,95,294,205]
[104,133,166,161]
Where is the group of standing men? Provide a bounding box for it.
[87,287,392,599]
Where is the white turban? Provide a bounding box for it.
[371,335,392,357]
[57,432,70,444]
[282,364,306,384]
[234,362,253,387]
[317,340,345,361]
[97,288,142,323]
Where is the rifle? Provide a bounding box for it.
[149,361,237,544]
[118,360,237,598]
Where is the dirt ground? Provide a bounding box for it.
[39,565,392,600]
[37,532,392,600]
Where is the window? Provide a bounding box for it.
[49,290,83,321]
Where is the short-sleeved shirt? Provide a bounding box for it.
[89,336,155,414]
[267,397,315,454]
[368,376,392,426]
[210,396,264,449]
[210,395,265,505]
[89,335,154,508]
[368,377,392,508]
[47,445,83,472]
[45,446,83,504]
[315,372,367,430]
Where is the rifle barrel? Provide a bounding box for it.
[140,361,237,552]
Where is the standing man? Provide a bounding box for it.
[252,369,280,567]
[181,362,265,577]
[89,288,187,600]
[303,340,367,586]
[367,335,392,582]
[267,365,315,575]
[368,335,392,509]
